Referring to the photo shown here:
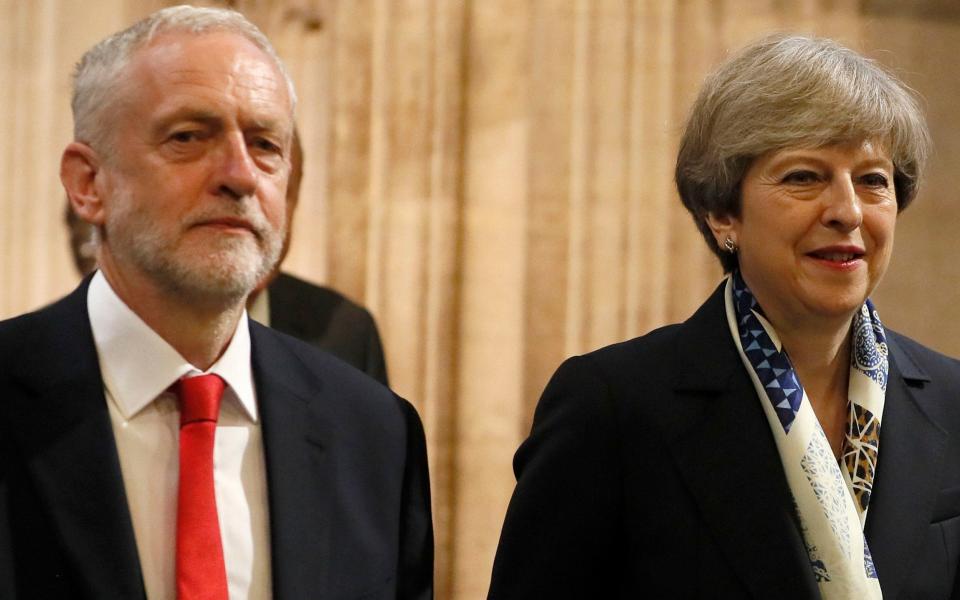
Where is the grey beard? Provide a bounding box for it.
[103,191,284,307]
[129,233,281,306]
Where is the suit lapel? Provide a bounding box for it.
[864,335,947,599]
[9,281,144,598]
[251,323,332,598]
[662,284,819,599]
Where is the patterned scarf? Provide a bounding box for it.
[723,271,886,598]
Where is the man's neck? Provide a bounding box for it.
[98,265,246,371]
[246,269,280,311]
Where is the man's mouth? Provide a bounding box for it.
[202,217,252,229]
[194,217,260,237]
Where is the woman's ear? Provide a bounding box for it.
[705,212,740,249]
[61,142,106,226]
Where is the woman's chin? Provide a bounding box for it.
[795,286,871,324]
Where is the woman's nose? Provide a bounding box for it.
[820,177,863,232]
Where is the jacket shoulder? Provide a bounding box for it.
[571,280,730,385]
[270,272,375,323]
[886,329,960,385]
[0,282,92,379]
[578,322,683,372]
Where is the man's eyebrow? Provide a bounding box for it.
[147,109,292,150]
[245,117,291,137]
[151,109,222,134]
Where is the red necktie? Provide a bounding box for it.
[175,374,229,600]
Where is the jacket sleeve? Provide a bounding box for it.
[488,355,622,599]
[396,397,434,600]
[0,410,14,599]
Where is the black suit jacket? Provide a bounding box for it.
[489,282,960,599]
[0,279,433,599]
[267,272,389,386]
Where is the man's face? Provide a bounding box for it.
[96,31,292,305]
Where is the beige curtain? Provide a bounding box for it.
[3,1,960,597]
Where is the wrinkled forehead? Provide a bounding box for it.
[124,30,293,124]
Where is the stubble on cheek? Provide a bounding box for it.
[103,189,284,303]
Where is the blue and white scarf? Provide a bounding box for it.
[724,271,886,598]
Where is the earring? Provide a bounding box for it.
[723,236,737,254]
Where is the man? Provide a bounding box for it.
[247,130,390,385]
[62,129,390,385]
[0,6,432,599]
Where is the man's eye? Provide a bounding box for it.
[860,173,890,188]
[252,138,281,154]
[170,131,200,143]
[782,170,819,184]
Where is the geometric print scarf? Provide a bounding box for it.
[724,272,886,598]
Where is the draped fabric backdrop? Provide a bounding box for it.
[3,1,959,597]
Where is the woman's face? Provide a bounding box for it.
[710,141,898,330]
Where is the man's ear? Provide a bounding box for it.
[61,142,106,226]
[704,212,740,249]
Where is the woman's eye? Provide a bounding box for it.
[860,173,890,188]
[782,170,819,184]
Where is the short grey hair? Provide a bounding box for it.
[72,4,297,153]
[675,33,931,272]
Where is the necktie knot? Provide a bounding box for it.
[176,374,225,426]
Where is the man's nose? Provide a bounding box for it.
[216,134,258,200]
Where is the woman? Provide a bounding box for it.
[488,34,960,599]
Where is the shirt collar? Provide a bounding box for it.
[87,271,258,422]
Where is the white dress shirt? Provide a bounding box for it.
[87,272,272,599]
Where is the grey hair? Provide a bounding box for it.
[675,33,931,272]
[71,4,297,153]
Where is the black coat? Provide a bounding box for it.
[489,282,960,599]
[0,278,432,599]
[267,272,389,386]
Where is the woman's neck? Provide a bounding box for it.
[777,320,853,458]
